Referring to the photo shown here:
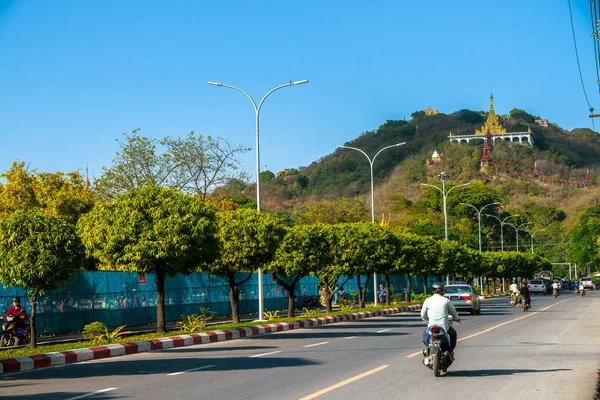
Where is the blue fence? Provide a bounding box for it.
[0,271,435,335]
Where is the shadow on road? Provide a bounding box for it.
[8,393,118,400]
[450,368,571,377]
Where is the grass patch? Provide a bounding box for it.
[0,301,422,361]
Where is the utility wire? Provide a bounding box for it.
[590,0,600,93]
[568,0,596,130]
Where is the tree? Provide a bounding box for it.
[294,198,368,224]
[0,161,95,225]
[509,108,536,124]
[95,130,249,199]
[334,223,396,308]
[205,209,286,323]
[0,210,84,348]
[268,224,334,317]
[438,240,481,280]
[393,233,440,299]
[77,185,219,332]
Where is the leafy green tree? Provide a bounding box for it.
[294,198,368,224]
[259,170,276,183]
[205,209,286,322]
[0,161,95,225]
[569,211,600,272]
[438,240,481,280]
[268,224,334,317]
[509,108,537,124]
[0,210,85,348]
[334,223,396,307]
[392,233,436,301]
[77,185,219,332]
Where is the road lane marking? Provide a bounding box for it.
[405,299,568,358]
[298,364,389,400]
[249,351,282,358]
[64,388,118,400]
[167,364,215,376]
[344,336,357,339]
[376,328,391,333]
[304,342,329,348]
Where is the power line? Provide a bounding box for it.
[568,0,596,130]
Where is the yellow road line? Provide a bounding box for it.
[405,299,568,358]
[298,365,389,400]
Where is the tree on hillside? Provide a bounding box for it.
[205,209,286,323]
[95,130,249,199]
[569,211,600,272]
[294,198,368,224]
[509,109,537,124]
[268,224,334,317]
[0,161,95,225]
[0,210,84,348]
[77,185,219,332]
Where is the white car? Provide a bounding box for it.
[443,284,481,315]
[527,280,547,294]
[580,277,594,290]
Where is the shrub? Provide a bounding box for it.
[82,321,106,341]
[300,308,320,318]
[264,310,280,321]
[176,307,211,333]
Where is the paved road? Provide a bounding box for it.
[1,291,598,400]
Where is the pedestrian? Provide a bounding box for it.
[378,285,386,304]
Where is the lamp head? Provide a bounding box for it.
[293,79,309,85]
[207,81,223,86]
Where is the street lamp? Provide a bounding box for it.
[209,79,308,321]
[484,214,520,251]
[421,173,470,285]
[519,227,547,253]
[337,142,406,305]
[459,202,500,295]
[514,222,533,252]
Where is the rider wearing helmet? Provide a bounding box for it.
[420,283,460,353]
[3,297,28,344]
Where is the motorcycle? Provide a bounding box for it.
[517,296,530,312]
[422,325,454,377]
[510,292,517,306]
[0,315,29,347]
[553,288,560,298]
[575,287,586,297]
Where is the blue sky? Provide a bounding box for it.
[0,1,597,181]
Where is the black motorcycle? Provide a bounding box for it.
[0,315,29,347]
[422,325,454,377]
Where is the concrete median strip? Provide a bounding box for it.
[0,304,423,375]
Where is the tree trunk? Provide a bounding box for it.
[356,275,363,308]
[423,275,428,295]
[385,275,391,305]
[229,275,240,323]
[271,273,301,318]
[29,290,38,349]
[156,268,166,333]
[406,274,412,303]
[288,294,295,318]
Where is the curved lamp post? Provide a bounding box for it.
[208,79,308,320]
[484,214,520,252]
[337,142,406,305]
[459,202,500,295]
[519,227,547,253]
[421,173,471,285]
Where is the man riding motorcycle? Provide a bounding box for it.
[509,280,520,305]
[518,282,531,309]
[420,283,460,355]
[1,297,28,345]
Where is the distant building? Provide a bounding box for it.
[424,106,439,116]
[431,150,442,162]
[448,94,535,146]
[535,119,548,127]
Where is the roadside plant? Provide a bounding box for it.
[176,308,211,333]
[82,321,107,341]
[263,310,280,321]
[300,308,320,318]
[337,297,354,313]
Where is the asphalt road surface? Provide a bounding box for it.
[1,291,598,400]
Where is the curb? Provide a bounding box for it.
[479,294,509,299]
[0,304,422,375]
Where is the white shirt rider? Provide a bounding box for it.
[509,283,520,293]
[552,282,559,290]
[420,293,460,332]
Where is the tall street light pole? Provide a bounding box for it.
[520,227,546,253]
[459,202,500,295]
[337,142,406,305]
[208,79,308,321]
[484,214,520,251]
[421,173,470,285]
[515,222,533,252]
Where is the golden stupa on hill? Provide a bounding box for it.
[475,94,507,135]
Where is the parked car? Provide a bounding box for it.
[443,284,481,315]
[527,280,547,294]
[580,277,594,290]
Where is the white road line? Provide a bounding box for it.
[344,336,357,339]
[248,351,282,358]
[64,388,118,400]
[304,341,329,348]
[376,328,391,333]
[167,364,216,376]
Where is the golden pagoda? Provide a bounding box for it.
[475,94,507,135]
[424,106,439,116]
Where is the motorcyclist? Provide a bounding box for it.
[551,281,559,296]
[2,297,27,345]
[420,282,460,355]
[509,280,520,304]
[518,282,531,308]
